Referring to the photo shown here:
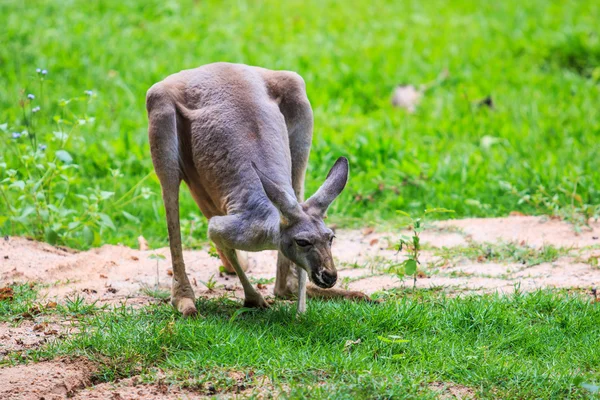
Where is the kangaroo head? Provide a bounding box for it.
[254,157,349,289]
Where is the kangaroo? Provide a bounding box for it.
[146,62,368,317]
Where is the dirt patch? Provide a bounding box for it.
[428,381,476,399]
[0,217,599,304]
[0,319,78,356]
[436,216,600,248]
[0,357,276,400]
[0,357,96,400]
[73,370,278,399]
[72,377,200,399]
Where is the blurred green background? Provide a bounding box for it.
[1,0,599,248]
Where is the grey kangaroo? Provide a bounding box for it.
[146,62,367,317]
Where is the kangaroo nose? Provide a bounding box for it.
[321,270,337,288]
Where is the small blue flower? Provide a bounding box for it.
[32,106,41,113]
[36,68,41,73]
[39,144,47,151]
[12,132,21,139]
[27,94,35,100]
[41,69,48,75]
[84,90,93,96]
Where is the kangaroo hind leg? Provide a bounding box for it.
[147,84,197,317]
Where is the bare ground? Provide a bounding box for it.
[1,216,599,399]
[0,357,96,400]
[1,216,598,305]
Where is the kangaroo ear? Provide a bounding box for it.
[305,157,349,216]
[252,162,302,222]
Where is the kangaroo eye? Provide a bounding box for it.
[295,239,312,247]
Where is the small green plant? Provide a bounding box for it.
[208,241,220,258]
[148,253,166,290]
[249,277,275,285]
[392,208,454,288]
[340,276,351,290]
[141,286,171,301]
[500,180,599,233]
[60,295,103,316]
[200,274,218,291]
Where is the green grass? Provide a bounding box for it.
[432,242,569,268]
[2,285,599,398]
[1,0,599,248]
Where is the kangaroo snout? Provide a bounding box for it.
[313,268,337,289]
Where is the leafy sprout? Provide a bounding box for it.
[392,208,455,288]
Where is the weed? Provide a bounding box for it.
[249,277,275,285]
[391,208,454,288]
[199,275,219,291]
[60,295,103,316]
[148,252,166,290]
[208,242,220,259]
[340,276,351,290]
[141,286,170,301]
[585,255,599,269]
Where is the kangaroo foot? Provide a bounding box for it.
[306,286,378,303]
[172,296,199,317]
[243,294,270,309]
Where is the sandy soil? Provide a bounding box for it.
[0,357,96,400]
[1,216,598,305]
[1,216,599,399]
[0,319,78,356]
[0,354,274,400]
[72,371,277,400]
[428,381,476,399]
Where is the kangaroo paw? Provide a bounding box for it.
[172,297,200,318]
[306,287,377,303]
[243,295,270,309]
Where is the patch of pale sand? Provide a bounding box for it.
[74,371,278,400]
[512,260,594,283]
[436,216,600,248]
[441,262,513,278]
[347,274,519,294]
[0,355,277,400]
[348,258,599,295]
[0,357,96,400]
[72,378,203,400]
[578,248,600,265]
[338,268,380,279]
[0,319,78,356]
[428,381,476,399]
[333,229,466,266]
[346,275,398,292]
[1,216,599,303]
[0,237,278,303]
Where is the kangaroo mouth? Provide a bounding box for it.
[311,269,337,289]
